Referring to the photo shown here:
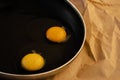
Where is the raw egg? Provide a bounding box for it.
[46,26,67,43]
[21,52,45,71]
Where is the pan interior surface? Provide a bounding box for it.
[0,0,85,75]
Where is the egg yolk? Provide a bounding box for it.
[21,53,45,71]
[46,26,67,43]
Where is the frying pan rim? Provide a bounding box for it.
[0,0,86,78]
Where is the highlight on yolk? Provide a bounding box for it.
[46,26,67,43]
[21,52,45,71]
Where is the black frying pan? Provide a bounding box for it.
[0,0,85,79]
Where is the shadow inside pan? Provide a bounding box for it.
[0,0,85,74]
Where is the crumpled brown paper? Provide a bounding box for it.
[46,0,120,80]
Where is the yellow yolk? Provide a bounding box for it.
[21,53,45,71]
[46,26,67,43]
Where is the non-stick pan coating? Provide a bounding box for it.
[0,0,85,75]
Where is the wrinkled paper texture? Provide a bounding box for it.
[46,0,120,80]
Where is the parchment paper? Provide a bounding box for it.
[46,0,120,80]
